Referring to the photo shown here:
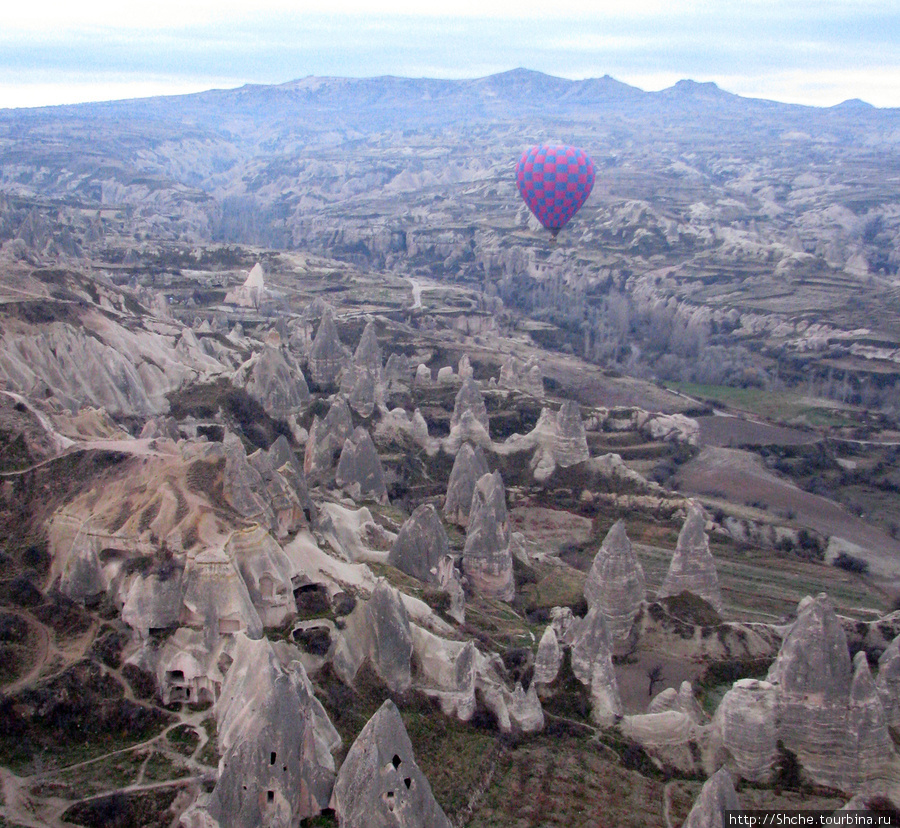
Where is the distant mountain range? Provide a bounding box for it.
[2,69,896,144]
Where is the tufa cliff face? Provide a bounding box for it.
[200,634,340,828]
[335,427,390,505]
[682,768,741,828]
[443,442,490,526]
[657,504,722,611]
[570,605,623,726]
[583,520,646,646]
[340,319,385,417]
[238,345,310,422]
[760,594,895,789]
[304,394,354,478]
[462,471,515,602]
[330,699,453,828]
[388,503,451,585]
[307,306,347,387]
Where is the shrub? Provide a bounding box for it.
[833,552,870,575]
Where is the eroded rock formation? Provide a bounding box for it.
[570,606,623,725]
[239,345,310,421]
[330,699,452,828]
[308,306,346,387]
[335,427,390,504]
[340,319,384,417]
[304,395,353,478]
[658,504,722,611]
[682,768,740,828]
[446,378,490,451]
[584,520,645,646]
[202,634,340,827]
[462,471,514,602]
[388,504,451,585]
[333,580,412,693]
[443,443,490,526]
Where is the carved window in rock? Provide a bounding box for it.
[259,574,276,601]
[218,618,241,634]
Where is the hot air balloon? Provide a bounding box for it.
[516,144,595,239]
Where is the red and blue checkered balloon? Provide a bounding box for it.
[516,144,595,236]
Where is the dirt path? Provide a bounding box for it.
[456,740,506,828]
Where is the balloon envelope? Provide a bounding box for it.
[516,144,595,236]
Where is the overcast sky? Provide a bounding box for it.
[1,0,898,109]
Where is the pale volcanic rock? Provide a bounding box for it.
[246,449,306,538]
[499,354,544,396]
[180,547,263,644]
[504,400,589,482]
[266,434,315,523]
[452,378,489,430]
[222,432,271,521]
[584,520,646,645]
[225,526,298,628]
[436,366,455,384]
[384,353,411,397]
[410,625,477,720]
[446,377,490,450]
[462,471,515,602]
[367,580,414,693]
[506,682,545,733]
[340,320,384,417]
[649,681,705,724]
[414,363,431,386]
[0,322,173,417]
[57,523,106,604]
[848,651,895,786]
[374,407,437,455]
[335,427,390,504]
[140,416,180,441]
[318,502,393,563]
[347,367,379,417]
[388,504,451,584]
[308,306,347,387]
[239,345,310,421]
[589,652,623,726]
[152,627,226,706]
[570,606,623,725]
[712,679,778,783]
[524,408,561,482]
[206,634,340,828]
[121,565,184,638]
[458,354,473,381]
[474,651,545,734]
[352,319,382,370]
[682,768,741,828]
[224,262,268,308]
[555,400,590,466]
[877,634,900,731]
[767,594,852,698]
[639,412,700,446]
[766,594,855,788]
[620,711,702,773]
[443,442,490,526]
[657,504,722,611]
[304,395,353,478]
[330,699,452,828]
[333,580,412,693]
[533,625,562,686]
